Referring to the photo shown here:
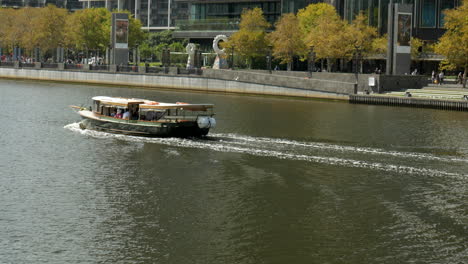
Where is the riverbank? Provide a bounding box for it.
[0,67,349,101]
[5,65,467,112]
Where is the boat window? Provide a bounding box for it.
[140,109,166,121]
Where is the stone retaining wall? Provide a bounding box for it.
[0,68,348,100]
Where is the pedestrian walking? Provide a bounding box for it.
[438,71,444,85]
[431,70,435,83]
[458,72,463,84]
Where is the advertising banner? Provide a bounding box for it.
[396,13,411,53]
[115,19,129,49]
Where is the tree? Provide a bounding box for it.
[435,0,468,87]
[410,37,424,59]
[303,9,347,71]
[227,8,270,68]
[0,8,21,53]
[35,5,69,57]
[345,13,380,72]
[297,3,338,35]
[372,34,388,55]
[66,8,111,52]
[269,13,307,71]
[16,7,42,56]
[147,30,175,47]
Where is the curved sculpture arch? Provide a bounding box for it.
[212,35,228,56]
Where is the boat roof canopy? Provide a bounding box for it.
[92,96,214,111]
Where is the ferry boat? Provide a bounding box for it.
[71,96,216,137]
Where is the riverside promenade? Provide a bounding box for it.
[1,61,466,111]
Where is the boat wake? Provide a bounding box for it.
[64,122,468,179]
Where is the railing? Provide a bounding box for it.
[117,65,139,72]
[179,68,202,75]
[65,64,83,70]
[20,62,35,68]
[90,65,110,71]
[0,62,15,67]
[146,66,166,74]
[0,62,205,76]
[42,63,58,69]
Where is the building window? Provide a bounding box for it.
[421,0,437,28]
[439,0,455,27]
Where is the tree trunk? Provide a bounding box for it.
[327,58,332,72]
[287,60,292,71]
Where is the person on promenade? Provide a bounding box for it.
[438,71,444,85]
[458,72,463,84]
[431,71,436,83]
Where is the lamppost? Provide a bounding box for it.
[107,44,112,65]
[230,45,235,69]
[354,45,361,94]
[83,43,88,64]
[308,45,315,78]
[136,44,139,65]
[267,44,272,74]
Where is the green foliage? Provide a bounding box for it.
[66,8,110,51]
[35,5,69,52]
[227,8,271,68]
[147,30,175,46]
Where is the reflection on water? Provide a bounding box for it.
[1,79,467,264]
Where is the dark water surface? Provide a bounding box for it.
[0,79,467,263]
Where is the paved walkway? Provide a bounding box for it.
[381,82,468,100]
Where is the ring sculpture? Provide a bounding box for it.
[186,43,197,69]
[212,35,229,69]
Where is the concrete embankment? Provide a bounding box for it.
[0,67,349,100]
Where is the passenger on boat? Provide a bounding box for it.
[115,109,123,118]
[123,110,130,120]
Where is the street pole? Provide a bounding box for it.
[231,45,235,69]
[267,45,272,74]
[308,45,314,78]
[354,45,361,94]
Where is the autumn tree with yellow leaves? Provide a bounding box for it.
[226,8,270,68]
[435,0,468,87]
[268,13,307,71]
[300,4,347,71]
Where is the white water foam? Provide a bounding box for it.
[213,133,468,164]
[64,123,467,180]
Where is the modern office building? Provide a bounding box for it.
[0,0,190,30]
[173,0,461,44]
[1,0,460,41]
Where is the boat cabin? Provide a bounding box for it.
[91,96,214,122]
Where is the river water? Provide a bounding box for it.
[0,79,467,263]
